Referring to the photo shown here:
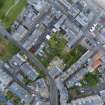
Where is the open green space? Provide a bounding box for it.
[62,45,87,69]
[81,72,99,87]
[0,36,19,61]
[36,32,67,67]
[0,0,27,29]
[36,32,87,69]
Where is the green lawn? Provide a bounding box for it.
[48,34,87,69]
[36,32,87,69]
[36,55,49,67]
[0,0,27,29]
[81,72,99,87]
[48,33,67,57]
[36,32,67,67]
[0,36,19,61]
[63,45,87,69]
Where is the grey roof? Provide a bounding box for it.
[13,25,28,41]
[9,82,32,104]
[20,63,38,80]
[74,1,84,12]
[36,79,46,89]
[71,95,104,105]
[9,54,25,67]
[49,66,62,79]
[0,63,12,91]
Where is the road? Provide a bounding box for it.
[0,24,58,105]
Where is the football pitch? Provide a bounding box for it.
[0,0,27,29]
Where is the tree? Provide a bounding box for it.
[83,72,99,87]
[0,0,4,9]
[48,33,66,57]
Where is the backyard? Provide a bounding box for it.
[81,72,99,87]
[0,0,27,28]
[36,32,87,69]
[0,36,19,61]
[36,32,67,67]
[62,45,87,69]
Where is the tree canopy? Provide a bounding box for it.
[0,0,4,9]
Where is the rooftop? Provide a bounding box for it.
[71,95,104,105]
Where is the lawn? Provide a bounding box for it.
[0,0,27,29]
[81,72,99,87]
[62,45,87,69]
[0,36,19,61]
[36,32,67,67]
[48,34,87,69]
[46,32,67,59]
[36,32,87,69]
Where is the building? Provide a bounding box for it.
[12,25,28,41]
[28,0,48,12]
[75,9,94,27]
[90,53,102,71]
[23,24,46,50]
[35,79,49,98]
[54,15,67,31]
[22,5,38,29]
[9,54,26,67]
[20,62,39,81]
[93,0,105,9]
[8,82,32,104]
[100,90,105,102]
[70,95,104,105]
[49,66,62,79]
[66,68,89,87]
[69,1,84,17]
[10,54,38,81]
[0,61,12,92]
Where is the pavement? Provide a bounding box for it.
[0,24,58,105]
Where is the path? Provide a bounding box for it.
[5,0,20,16]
